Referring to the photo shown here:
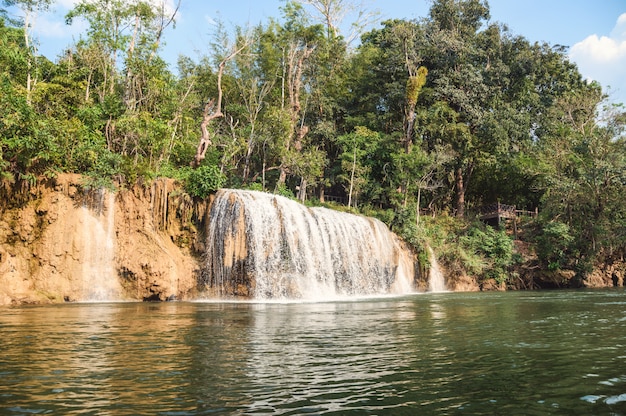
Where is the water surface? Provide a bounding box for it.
[1,290,625,414]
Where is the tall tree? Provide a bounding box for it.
[537,83,626,267]
[3,0,53,104]
[272,2,326,200]
[192,25,250,168]
[423,0,491,218]
[335,126,379,207]
[295,0,379,44]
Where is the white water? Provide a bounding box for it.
[206,189,416,300]
[427,246,447,292]
[80,190,121,301]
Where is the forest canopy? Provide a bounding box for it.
[1,0,625,280]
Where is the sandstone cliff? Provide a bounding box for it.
[0,174,207,305]
[1,174,621,306]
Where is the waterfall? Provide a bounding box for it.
[205,189,416,300]
[80,190,121,301]
[427,246,447,292]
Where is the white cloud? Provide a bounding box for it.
[569,13,626,104]
[571,34,626,63]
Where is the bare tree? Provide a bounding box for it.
[275,39,315,189]
[192,37,250,168]
[297,0,380,43]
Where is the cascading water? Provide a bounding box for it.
[205,189,416,300]
[80,190,121,301]
[427,246,447,292]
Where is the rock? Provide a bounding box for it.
[480,278,505,291]
[0,174,205,305]
[447,273,480,292]
[535,269,578,288]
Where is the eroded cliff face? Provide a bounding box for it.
[0,174,208,305]
[2,175,620,305]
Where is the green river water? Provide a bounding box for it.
[1,290,625,415]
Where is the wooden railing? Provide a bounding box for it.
[479,203,538,220]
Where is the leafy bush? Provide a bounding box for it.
[243,182,264,192]
[535,221,574,270]
[459,223,515,283]
[184,164,226,198]
[82,150,123,190]
[274,183,295,199]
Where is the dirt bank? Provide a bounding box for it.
[0,174,208,305]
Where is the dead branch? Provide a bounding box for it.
[192,38,250,168]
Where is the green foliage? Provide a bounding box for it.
[274,182,295,199]
[1,0,625,277]
[459,224,515,283]
[243,182,264,192]
[184,165,226,198]
[535,221,575,271]
[335,126,381,206]
[406,66,428,106]
[389,210,515,285]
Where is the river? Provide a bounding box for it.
[1,290,625,415]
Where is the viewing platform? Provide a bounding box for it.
[479,203,538,236]
[479,203,538,221]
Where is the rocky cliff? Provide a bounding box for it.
[0,174,208,305]
[1,174,621,305]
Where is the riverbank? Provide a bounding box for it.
[0,174,622,305]
[0,174,207,305]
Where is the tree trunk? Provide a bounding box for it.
[276,168,288,190]
[192,40,249,168]
[454,167,465,218]
[298,178,307,202]
[348,145,357,208]
[416,186,421,226]
[124,11,140,110]
[275,42,314,190]
[23,10,33,105]
[193,99,218,167]
[405,105,416,152]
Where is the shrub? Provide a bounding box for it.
[185,165,226,198]
[459,223,515,283]
[535,221,574,270]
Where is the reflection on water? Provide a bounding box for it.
[241,301,420,414]
[1,291,626,414]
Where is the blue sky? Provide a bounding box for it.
[7,0,626,105]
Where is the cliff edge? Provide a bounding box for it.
[0,174,208,305]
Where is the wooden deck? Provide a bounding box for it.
[479,203,538,223]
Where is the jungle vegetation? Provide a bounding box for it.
[1,0,625,285]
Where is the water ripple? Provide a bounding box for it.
[1,292,626,414]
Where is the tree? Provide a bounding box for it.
[66,0,131,97]
[192,34,249,168]
[537,83,626,268]
[335,126,379,207]
[3,0,53,104]
[295,0,379,44]
[231,24,276,184]
[422,0,491,218]
[405,66,427,150]
[272,2,325,199]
